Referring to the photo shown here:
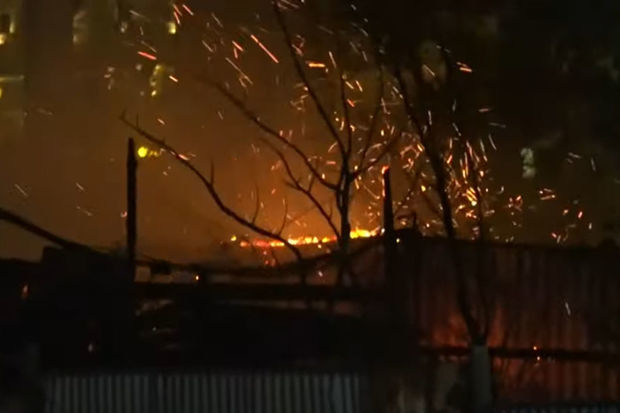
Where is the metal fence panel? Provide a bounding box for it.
[44,369,369,413]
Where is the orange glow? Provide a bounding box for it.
[233,228,380,249]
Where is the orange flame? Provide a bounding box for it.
[233,228,380,249]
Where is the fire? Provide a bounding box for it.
[115,0,590,249]
[234,228,380,249]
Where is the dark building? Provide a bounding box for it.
[0,0,176,142]
[0,0,25,140]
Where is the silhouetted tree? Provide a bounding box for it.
[122,0,399,287]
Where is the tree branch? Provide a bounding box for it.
[355,130,403,177]
[395,66,482,343]
[277,197,289,236]
[251,183,261,225]
[358,67,385,170]
[207,81,338,191]
[260,137,340,238]
[393,160,425,218]
[272,0,347,160]
[339,71,354,157]
[0,207,98,254]
[120,114,303,261]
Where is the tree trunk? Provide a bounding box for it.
[470,344,493,413]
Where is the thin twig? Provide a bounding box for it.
[251,183,261,225]
[0,207,99,253]
[120,114,303,261]
[339,71,354,157]
[358,68,385,169]
[272,0,347,160]
[355,130,403,176]
[395,64,481,342]
[260,137,340,238]
[207,82,337,191]
[277,197,289,236]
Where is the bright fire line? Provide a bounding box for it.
[232,228,380,248]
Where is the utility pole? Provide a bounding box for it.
[126,137,137,282]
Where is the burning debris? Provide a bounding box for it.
[231,227,380,249]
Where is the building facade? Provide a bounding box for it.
[0,0,176,142]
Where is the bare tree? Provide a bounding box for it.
[391,44,496,411]
[122,0,399,286]
[210,1,404,286]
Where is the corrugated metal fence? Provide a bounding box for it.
[392,239,620,401]
[44,369,369,413]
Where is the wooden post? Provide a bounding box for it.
[382,167,401,323]
[126,138,137,282]
[383,167,395,241]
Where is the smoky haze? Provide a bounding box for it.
[0,0,376,262]
[1,0,617,261]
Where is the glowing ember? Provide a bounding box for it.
[137,51,157,61]
[250,34,280,63]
